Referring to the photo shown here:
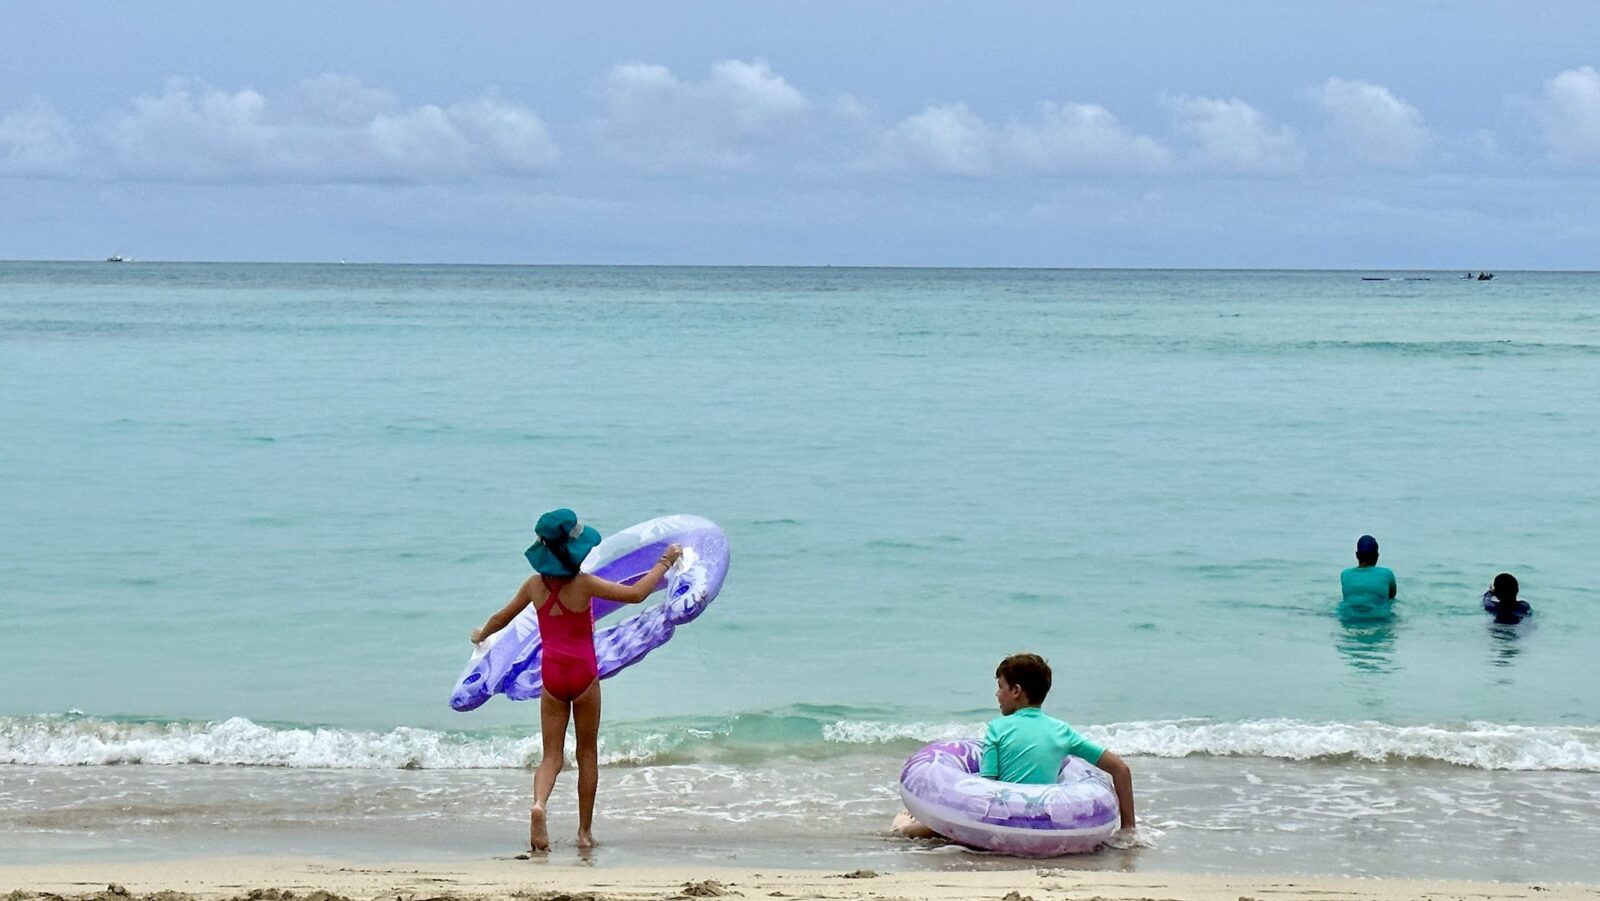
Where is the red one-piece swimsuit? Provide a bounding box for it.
[535,578,599,702]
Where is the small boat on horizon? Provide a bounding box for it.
[105,254,128,263]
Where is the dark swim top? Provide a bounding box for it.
[1482,591,1532,624]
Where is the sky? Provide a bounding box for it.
[3,1,1599,267]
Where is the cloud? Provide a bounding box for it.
[1537,66,1600,164]
[0,101,80,176]
[1313,77,1432,168]
[99,76,557,182]
[448,99,565,171]
[1006,101,1171,172]
[591,59,812,171]
[886,102,994,175]
[881,100,1169,176]
[1166,95,1304,173]
[104,80,282,179]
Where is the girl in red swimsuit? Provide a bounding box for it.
[472,508,681,852]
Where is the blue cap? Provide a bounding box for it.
[1356,535,1379,555]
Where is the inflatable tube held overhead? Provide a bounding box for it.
[450,514,729,711]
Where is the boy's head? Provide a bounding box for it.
[1355,534,1380,567]
[995,653,1052,714]
[1492,572,1519,602]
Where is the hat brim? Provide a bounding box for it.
[525,525,602,576]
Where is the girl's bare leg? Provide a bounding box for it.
[530,691,571,851]
[572,680,603,848]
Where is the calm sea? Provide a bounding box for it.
[2,263,1597,878]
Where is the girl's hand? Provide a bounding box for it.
[470,627,486,644]
[659,544,683,568]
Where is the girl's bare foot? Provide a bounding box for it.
[576,829,597,849]
[529,805,550,851]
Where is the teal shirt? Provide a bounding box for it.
[979,707,1105,784]
[1340,564,1397,617]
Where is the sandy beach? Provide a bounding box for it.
[2,858,1596,901]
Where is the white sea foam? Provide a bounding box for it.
[1093,718,1600,770]
[820,720,981,744]
[5,715,1600,771]
[823,717,1600,771]
[0,716,533,768]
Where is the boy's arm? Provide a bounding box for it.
[1094,750,1136,829]
[1389,572,1398,599]
[472,579,535,643]
[979,722,1001,779]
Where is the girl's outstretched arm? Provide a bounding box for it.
[471,578,536,643]
[578,544,683,604]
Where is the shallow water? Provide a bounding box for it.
[2,264,1597,876]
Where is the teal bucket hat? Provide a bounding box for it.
[525,508,602,577]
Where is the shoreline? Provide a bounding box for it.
[8,753,1600,883]
[2,858,1595,901]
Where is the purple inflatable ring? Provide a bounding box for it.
[899,739,1119,857]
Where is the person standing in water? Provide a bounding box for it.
[1339,534,1397,618]
[1483,572,1532,624]
[471,508,682,851]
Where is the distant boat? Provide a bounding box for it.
[105,254,128,263]
[1361,276,1389,281]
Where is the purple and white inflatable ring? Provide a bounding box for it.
[450,514,730,712]
[899,739,1119,857]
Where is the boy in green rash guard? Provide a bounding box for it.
[981,653,1136,831]
[1340,534,1398,618]
[891,653,1138,841]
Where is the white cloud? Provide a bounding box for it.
[1166,95,1304,173]
[591,59,812,171]
[887,103,994,175]
[98,76,557,182]
[1006,101,1171,172]
[0,101,80,176]
[104,80,283,179]
[1537,66,1600,164]
[703,59,811,133]
[448,99,563,172]
[881,100,1169,176]
[362,105,476,176]
[1313,77,1432,168]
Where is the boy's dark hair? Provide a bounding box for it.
[1493,572,1519,601]
[996,653,1052,705]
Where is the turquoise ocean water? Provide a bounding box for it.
[2,264,1598,878]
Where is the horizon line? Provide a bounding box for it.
[2,259,1588,273]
